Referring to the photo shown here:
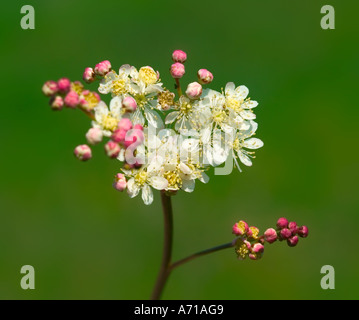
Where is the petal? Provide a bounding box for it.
[179,162,192,175]
[165,111,180,124]
[131,108,145,126]
[198,171,210,184]
[225,82,235,94]
[110,96,123,117]
[240,110,256,120]
[181,179,195,193]
[147,156,164,173]
[94,101,108,122]
[119,64,131,75]
[235,85,249,100]
[243,100,258,109]
[238,150,252,166]
[127,178,140,197]
[243,138,264,149]
[141,184,154,205]
[146,84,164,94]
[150,176,169,190]
[144,107,164,129]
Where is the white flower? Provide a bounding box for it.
[128,67,164,129]
[126,158,168,205]
[165,96,210,133]
[98,64,135,97]
[224,82,258,121]
[92,97,123,136]
[227,121,263,170]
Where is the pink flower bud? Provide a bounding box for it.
[86,127,103,145]
[264,228,277,244]
[57,78,71,92]
[287,235,299,247]
[118,118,133,132]
[104,140,121,158]
[64,90,79,108]
[170,62,185,79]
[288,221,298,235]
[50,96,64,111]
[113,173,127,191]
[186,82,202,99]
[122,96,137,112]
[298,226,309,238]
[280,228,292,240]
[172,50,187,63]
[74,144,92,161]
[197,69,214,84]
[42,81,58,96]
[232,220,249,236]
[133,124,144,131]
[276,217,289,229]
[94,60,112,76]
[252,243,265,254]
[112,129,127,144]
[83,67,95,83]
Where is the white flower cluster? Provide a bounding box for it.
[43,52,264,206]
[91,63,263,205]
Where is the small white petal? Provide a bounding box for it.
[165,111,180,124]
[225,82,235,94]
[150,176,169,190]
[235,85,249,100]
[127,178,140,197]
[198,172,210,184]
[142,184,154,205]
[144,107,164,129]
[240,110,256,120]
[119,64,131,75]
[243,138,264,149]
[238,150,252,166]
[182,179,195,193]
[109,96,123,117]
[179,163,192,175]
[244,100,258,109]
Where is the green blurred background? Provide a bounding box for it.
[0,0,358,299]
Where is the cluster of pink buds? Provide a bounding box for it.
[42,78,100,112]
[170,49,213,100]
[232,218,308,260]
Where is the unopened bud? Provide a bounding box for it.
[64,91,79,108]
[122,96,137,112]
[57,78,71,92]
[74,144,92,161]
[298,225,309,238]
[50,96,64,111]
[113,173,127,191]
[170,62,185,79]
[186,82,202,99]
[42,81,58,96]
[86,127,103,145]
[118,118,133,132]
[83,67,96,83]
[94,60,111,76]
[172,50,187,63]
[288,221,298,235]
[104,140,121,158]
[280,228,292,240]
[287,235,299,247]
[197,69,214,84]
[264,228,277,244]
[276,217,289,229]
